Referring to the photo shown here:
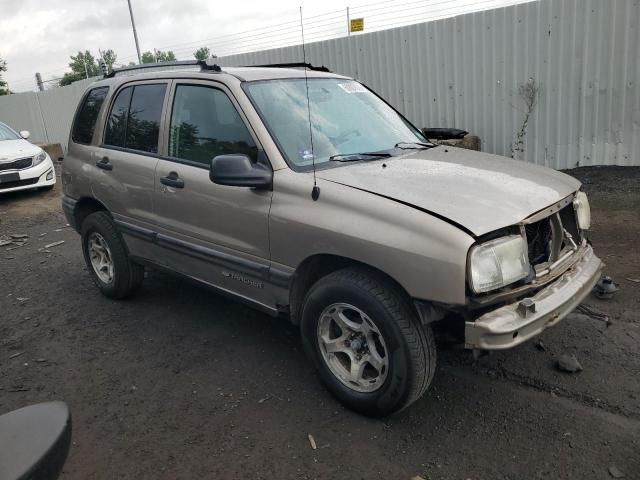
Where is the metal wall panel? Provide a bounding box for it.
[0,77,97,152]
[219,0,640,168]
[0,0,638,167]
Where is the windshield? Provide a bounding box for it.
[0,122,20,141]
[244,78,426,168]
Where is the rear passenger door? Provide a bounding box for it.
[91,81,169,249]
[153,81,273,306]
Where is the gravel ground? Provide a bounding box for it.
[1,166,639,480]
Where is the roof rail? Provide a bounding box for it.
[104,60,221,78]
[245,62,331,73]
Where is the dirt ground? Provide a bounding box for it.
[1,166,639,480]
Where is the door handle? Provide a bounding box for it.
[95,157,113,171]
[160,172,184,189]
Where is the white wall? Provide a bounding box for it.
[0,78,97,152]
[218,0,640,169]
[1,0,638,168]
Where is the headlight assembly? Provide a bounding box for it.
[573,191,591,230]
[33,150,47,167]
[469,235,529,294]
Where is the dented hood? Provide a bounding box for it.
[317,147,580,236]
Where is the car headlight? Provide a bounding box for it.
[33,150,47,166]
[573,191,590,230]
[469,235,529,294]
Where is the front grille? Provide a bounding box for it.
[525,203,581,266]
[559,203,580,241]
[0,177,38,190]
[0,157,33,171]
[525,217,552,265]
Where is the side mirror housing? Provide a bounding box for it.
[0,401,72,480]
[210,155,272,189]
[19,130,31,140]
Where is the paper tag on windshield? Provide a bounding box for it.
[338,81,367,94]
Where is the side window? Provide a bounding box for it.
[126,84,166,153]
[104,86,132,148]
[104,83,166,153]
[71,87,109,144]
[168,85,257,165]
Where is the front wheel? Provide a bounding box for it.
[300,267,436,417]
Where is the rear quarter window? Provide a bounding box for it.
[71,87,109,144]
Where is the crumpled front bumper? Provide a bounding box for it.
[465,245,602,350]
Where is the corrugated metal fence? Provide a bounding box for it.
[219,0,640,168]
[1,0,638,167]
[0,78,97,152]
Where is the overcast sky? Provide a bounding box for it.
[0,0,529,92]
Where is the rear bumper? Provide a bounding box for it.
[465,245,602,350]
[61,195,79,231]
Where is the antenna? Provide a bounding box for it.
[300,6,320,201]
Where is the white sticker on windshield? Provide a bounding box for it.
[338,81,367,94]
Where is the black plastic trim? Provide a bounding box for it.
[155,233,269,275]
[114,220,157,242]
[129,255,279,316]
[61,195,78,230]
[114,220,293,287]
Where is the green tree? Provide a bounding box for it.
[141,50,177,64]
[141,51,155,64]
[101,49,117,71]
[0,56,9,95]
[193,47,210,61]
[59,50,101,86]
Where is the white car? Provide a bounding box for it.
[0,121,56,194]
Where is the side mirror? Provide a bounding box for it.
[210,154,272,189]
[0,401,72,480]
[19,130,31,140]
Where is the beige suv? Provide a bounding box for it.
[62,61,602,416]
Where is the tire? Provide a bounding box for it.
[300,267,436,417]
[80,211,144,299]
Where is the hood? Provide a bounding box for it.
[317,147,580,236]
[0,139,41,160]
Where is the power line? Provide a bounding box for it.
[6,0,530,91]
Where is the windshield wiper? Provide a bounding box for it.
[394,141,436,149]
[329,152,392,162]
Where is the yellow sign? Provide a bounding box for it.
[350,18,364,33]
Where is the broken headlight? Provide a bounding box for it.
[33,150,47,167]
[573,191,591,230]
[468,235,529,294]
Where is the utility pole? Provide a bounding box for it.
[346,7,351,36]
[127,0,142,64]
[35,73,44,92]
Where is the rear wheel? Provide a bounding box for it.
[300,267,436,417]
[81,211,144,299]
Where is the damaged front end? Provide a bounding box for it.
[464,192,603,350]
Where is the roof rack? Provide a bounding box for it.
[104,60,221,78]
[245,62,331,73]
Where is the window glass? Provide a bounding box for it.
[71,87,108,144]
[125,84,166,153]
[0,122,20,141]
[169,85,257,165]
[244,78,425,168]
[104,86,132,147]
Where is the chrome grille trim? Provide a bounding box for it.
[0,157,33,171]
